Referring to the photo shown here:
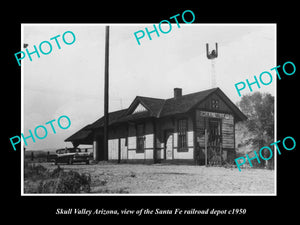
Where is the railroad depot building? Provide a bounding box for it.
[65,87,247,165]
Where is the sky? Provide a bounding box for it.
[22,23,276,150]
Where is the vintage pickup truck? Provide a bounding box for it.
[55,148,90,165]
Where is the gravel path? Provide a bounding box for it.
[40,162,275,194]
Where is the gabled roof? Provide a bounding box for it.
[65,87,247,143]
[64,124,93,143]
[88,109,127,130]
[159,88,217,117]
[125,96,165,117]
[209,88,247,121]
[65,109,127,142]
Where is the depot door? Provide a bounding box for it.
[207,118,222,165]
[164,130,173,160]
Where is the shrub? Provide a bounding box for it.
[50,165,64,178]
[24,164,91,193]
[24,162,48,181]
[37,168,91,193]
[55,171,91,193]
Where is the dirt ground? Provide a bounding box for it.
[34,162,275,195]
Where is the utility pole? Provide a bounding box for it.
[103,26,109,161]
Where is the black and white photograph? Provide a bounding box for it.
[4,5,298,221]
[21,23,276,195]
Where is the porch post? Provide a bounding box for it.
[205,129,208,166]
[118,138,121,164]
[93,140,97,161]
[153,119,157,163]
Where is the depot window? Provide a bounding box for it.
[136,124,145,153]
[178,119,188,151]
[211,99,219,109]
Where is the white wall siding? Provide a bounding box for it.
[105,116,195,162]
[173,148,194,159]
[145,149,153,159]
[132,103,148,114]
[108,138,128,160]
[126,121,154,160]
[128,136,136,149]
[188,131,194,147]
[108,139,118,160]
[128,150,145,160]
[120,138,127,160]
[173,133,178,148]
[145,134,153,149]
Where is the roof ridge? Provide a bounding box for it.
[165,87,219,100]
[157,99,166,118]
[137,95,165,101]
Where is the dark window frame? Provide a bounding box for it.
[177,118,188,152]
[211,99,219,109]
[136,123,145,153]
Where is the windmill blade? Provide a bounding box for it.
[206,43,210,59]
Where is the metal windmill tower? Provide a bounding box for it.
[206,43,218,88]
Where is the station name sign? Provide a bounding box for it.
[198,111,232,119]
